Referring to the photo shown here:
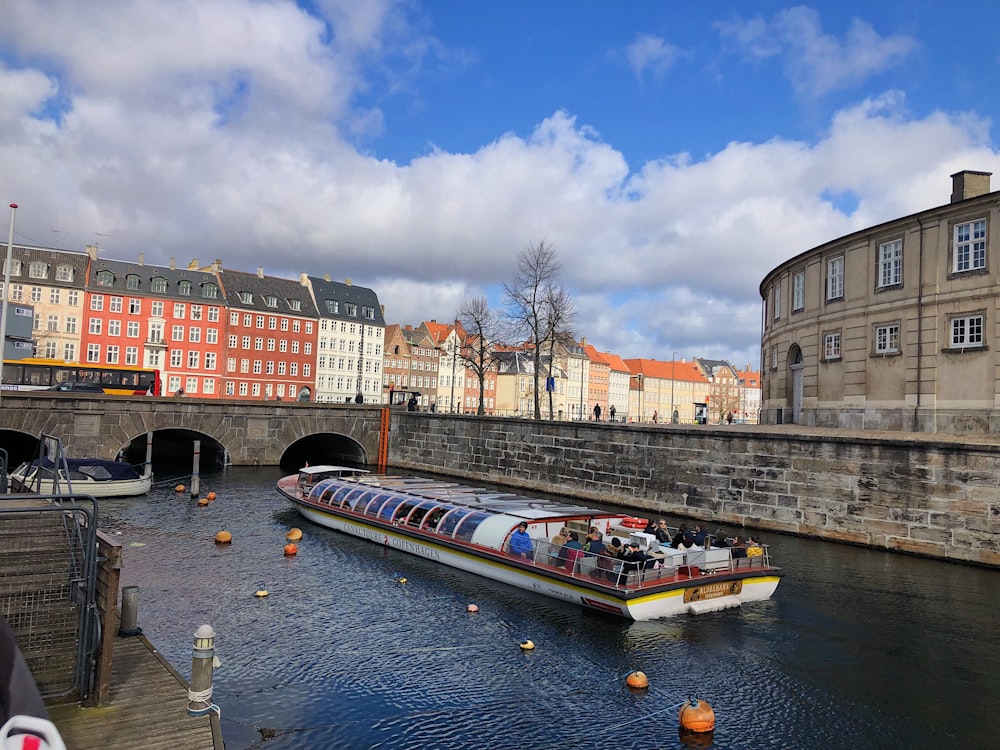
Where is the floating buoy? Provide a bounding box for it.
[626,670,649,689]
[466,604,479,613]
[396,577,407,584]
[679,698,715,733]
[197,497,209,507]
[286,528,303,541]
[214,530,232,544]
[519,639,535,651]
[283,543,298,556]
[174,484,185,493]
[254,588,269,598]
[206,491,217,501]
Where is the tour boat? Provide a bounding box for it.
[8,456,152,498]
[276,466,782,621]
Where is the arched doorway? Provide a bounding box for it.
[786,344,804,424]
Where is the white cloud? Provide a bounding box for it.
[717,6,918,97]
[625,34,682,79]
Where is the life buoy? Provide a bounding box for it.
[621,517,647,529]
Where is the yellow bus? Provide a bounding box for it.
[0,358,161,395]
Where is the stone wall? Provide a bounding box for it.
[388,414,1000,567]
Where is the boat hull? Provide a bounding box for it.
[283,488,781,621]
[9,473,152,498]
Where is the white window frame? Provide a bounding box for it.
[950,313,984,349]
[824,332,841,360]
[954,219,987,273]
[826,256,844,301]
[792,271,804,312]
[878,239,902,288]
[874,323,900,355]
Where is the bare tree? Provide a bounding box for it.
[503,241,574,419]
[455,294,505,415]
[541,287,576,420]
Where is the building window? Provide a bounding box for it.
[127,321,139,337]
[251,383,261,397]
[950,314,984,349]
[68,290,79,306]
[109,320,121,336]
[770,346,778,370]
[238,291,253,304]
[46,315,58,332]
[188,351,200,369]
[129,298,141,314]
[265,295,278,308]
[30,287,42,303]
[346,303,358,316]
[208,307,219,322]
[3,259,21,275]
[226,381,235,396]
[29,262,49,279]
[126,274,140,290]
[824,332,842,360]
[66,317,77,334]
[954,219,987,273]
[56,265,73,282]
[874,323,900,355]
[151,277,168,293]
[151,301,164,316]
[125,346,138,365]
[10,284,22,301]
[49,288,60,304]
[243,314,252,327]
[203,378,215,395]
[773,284,781,321]
[205,352,217,370]
[178,280,192,296]
[89,318,102,335]
[202,283,219,299]
[826,256,844,301]
[288,299,301,311]
[107,345,119,364]
[95,269,114,286]
[792,271,805,312]
[170,350,183,367]
[87,344,100,363]
[191,305,202,320]
[189,327,201,343]
[172,325,184,341]
[91,295,104,311]
[167,376,181,394]
[326,300,339,314]
[207,328,217,344]
[64,343,75,360]
[878,239,902,288]
[109,296,122,313]
[256,315,265,329]
[43,341,57,358]
[186,377,198,394]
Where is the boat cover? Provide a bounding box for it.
[22,457,142,481]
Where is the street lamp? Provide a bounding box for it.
[450,339,457,413]
[0,203,18,405]
[634,373,643,423]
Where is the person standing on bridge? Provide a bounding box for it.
[593,403,602,421]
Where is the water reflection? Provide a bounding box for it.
[100,467,1000,750]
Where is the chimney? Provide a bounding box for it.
[85,245,98,260]
[345,278,352,286]
[300,272,309,286]
[188,259,200,270]
[950,170,992,203]
[169,257,176,270]
[138,253,144,266]
[323,274,330,282]
[257,266,264,278]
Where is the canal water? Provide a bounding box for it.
[100,467,1000,750]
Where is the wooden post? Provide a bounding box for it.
[91,530,122,706]
[191,439,201,499]
[187,624,216,716]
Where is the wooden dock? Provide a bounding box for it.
[46,634,223,750]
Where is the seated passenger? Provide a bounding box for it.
[617,542,649,585]
[653,519,671,543]
[746,536,764,558]
[584,529,605,555]
[711,528,729,547]
[692,524,707,546]
[670,523,690,549]
[559,531,584,570]
[508,521,534,560]
[730,535,748,558]
[678,531,697,550]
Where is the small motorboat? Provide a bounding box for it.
[8,456,152,498]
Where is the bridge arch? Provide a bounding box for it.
[278,432,367,471]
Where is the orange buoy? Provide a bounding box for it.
[519,639,535,651]
[206,491,217,501]
[679,698,715,733]
[175,484,186,493]
[283,543,298,556]
[626,670,649,689]
[197,497,209,507]
[214,530,232,544]
[466,604,479,613]
[286,528,303,541]
[621,516,648,529]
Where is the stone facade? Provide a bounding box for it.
[389,415,1000,567]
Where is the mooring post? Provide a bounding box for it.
[187,624,216,716]
[191,439,201,499]
[118,585,141,636]
[144,431,153,480]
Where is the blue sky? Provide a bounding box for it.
[1,1,999,368]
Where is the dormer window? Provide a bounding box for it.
[126,274,140,290]
[346,303,358,316]
[178,280,192,296]
[363,305,375,319]
[3,259,21,275]
[28,262,49,279]
[202,282,219,299]
[151,277,168,293]
[96,270,115,287]
[238,291,253,304]
[264,295,278,308]
[326,300,339,314]
[287,299,301,311]
[55,265,74,282]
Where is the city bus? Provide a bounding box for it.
[0,358,161,395]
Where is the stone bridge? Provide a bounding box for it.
[0,392,384,468]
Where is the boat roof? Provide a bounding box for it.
[298,465,369,476]
[23,457,141,481]
[331,475,619,521]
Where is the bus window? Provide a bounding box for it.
[2,364,24,385]
[24,366,52,387]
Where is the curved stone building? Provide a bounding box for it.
[759,170,999,433]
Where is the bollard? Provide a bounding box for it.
[118,585,142,636]
[191,439,201,499]
[187,624,217,716]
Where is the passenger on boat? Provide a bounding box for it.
[584,529,605,555]
[746,537,764,558]
[605,537,623,558]
[692,524,707,546]
[653,519,671,543]
[712,529,729,547]
[679,531,697,550]
[730,536,748,558]
[617,542,650,585]
[551,527,570,548]
[509,522,534,560]
[670,524,690,549]
[559,531,584,570]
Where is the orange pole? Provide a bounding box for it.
[377,406,390,471]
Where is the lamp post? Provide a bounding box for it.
[634,373,643,423]
[670,351,676,424]
[0,203,18,405]
[450,339,457,413]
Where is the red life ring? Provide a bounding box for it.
[621,516,647,529]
